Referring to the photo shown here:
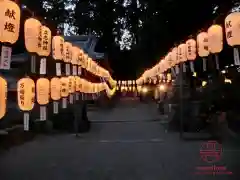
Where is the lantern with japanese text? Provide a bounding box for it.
[63,42,72,63]
[71,46,79,75]
[225,12,240,46]
[60,77,69,108]
[0,0,21,44]
[17,77,35,131]
[0,77,7,119]
[17,78,35,111]
[37,26,51,57]
[50,77,61,114]
[186,39,197,72]
[36,78,50,121]
[197,32,209,71]
[171,47,179,74]
[24,18,42,53]
[50,77,61,101]
[36,78,50,105]
[208,24,223,69]
[52,36,64,60]
[178,44,187,62]
[225,12,240,65]
[178,44,187,72]
[197,32,209,57]
[68,76,75,104]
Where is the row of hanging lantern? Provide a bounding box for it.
[0,0,116,130]
[136,11,240,84]
[117,80,137,92]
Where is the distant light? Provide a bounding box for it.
[224,78,232,84]
[221,70,226,74]
[159,85,165,91]
[202,81,207,87]
[21,5,27,9]
[225,66,229,68]
[142,87,148,93]
[193,72,197,77]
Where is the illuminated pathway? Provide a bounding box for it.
[0,100,239,180]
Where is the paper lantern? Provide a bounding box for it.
[208,25,223,53]
[197,32,209,57]
[87,57,92,71]
[60,77,69,97]
[75,76,81,92]
[24,18,41,53]
[37,25,51,56]
[225,12,240,46]
[77,49,84,66]
[0,0,20,44]
[178,44,187,62]
[68,76,75,93]
[52,36,64,60]
[165,52,173,67]
[36,78,50,105]
[171,47,178,64]
[186,39,197,60]
[82,54,88,68]
[17,78,35,111]
[71,46,80,65]
[50,77,61,100]
[63,42,72,63]
[0,76,7,119]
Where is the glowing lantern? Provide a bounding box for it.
[75,76,81,92]
[60,77,69,97]
[37,25,51,56]
[225,12,240,66]
[225,12,240,46]
[171,47,178,65]
[78,49,84,66]
[82,54,88,68]
[63,42,72,63]
[178,44,187,62]
[166,52,173,67]
[24,18,41,53]
[167,73,171,82]
[50,77,61,100]
[186,39,196,60]
[36,78,50,105]
[0,77,7,119]
[0,0,20,44]
[197,32,209,57]
[52,36,64,60]
[71,46,79,65]
[68,76,75,93]
[208,25,223,53]
[17,78,35,111]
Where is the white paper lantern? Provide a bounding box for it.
[186,39,197,60]
[52,36,64,60]
[0,0,21,44]
[225,12,240,46]
[63,42,72,63]
[208,24,223,53]
[197,32,209,57]
[24,18,41,53]
[171,47,178,64]
[178,44,187,62]
[37,26,51,56]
